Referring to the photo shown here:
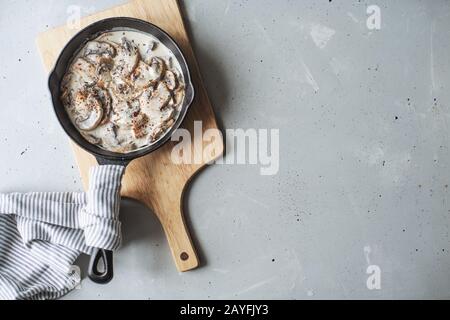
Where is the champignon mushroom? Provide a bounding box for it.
[83,134,102,145]
[110,75,142,101]
[110,98,140,128]
[163,70,178,90]
[143,56,166,80]
[73,91,103,131]
[132,59,165,88]
[160,105,175,122]
[100,123,122,150]
[139,82,172,117]
[153,82,172,109]
[148,117,174,143]
[95,88,112,125]
[84,41,116,57]
[72,57,97,86]
[131,113,150,139]
[112,37,140,78]
[173,85,185,106]
[150,57,166,79]
[148,41,157,51]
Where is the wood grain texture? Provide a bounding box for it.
[36,0,223,272]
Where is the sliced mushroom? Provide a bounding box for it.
[148,125,164,142]
[73,91,103,131]
[83,133,101,145]
[84,41,116,75]
[148,41,157,51]
[111,143,136,153]
[165,119,175,128]
[101,123,122,150]
[173,85,185,106]
[163,70,178,90]
[61,72,73,91]
[110,74,143,101]
[84,41,116,57]
[153,82,172,109]
[60,87,72,108]
[95,88,112,125]
[85,54,114,71]
[143,56,165,79]
[93,33,114,42]
[131,113,149,139]
[160,106,175,122]
[130,60,164,91]
[112,37,140,78]
[137,87,153,113]
[96,67,112,89]
[72,57,97,86]
[110,98,140,128]
[151,57,166,79]
[139,83,172,118]
[143,41,157,62]
[148,117,174,142]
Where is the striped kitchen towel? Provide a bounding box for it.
[0,165,125,300]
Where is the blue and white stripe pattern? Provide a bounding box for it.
[0,165,125,300]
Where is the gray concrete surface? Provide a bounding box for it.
[1,0,450,299]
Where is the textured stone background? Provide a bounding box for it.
[0,0,449,299]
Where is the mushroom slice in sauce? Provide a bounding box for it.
[149,125,164,142]
[110,76,132,101]
[131,60,163,91]
[139,83,172,116]
[163,70,178,90]
[83,41,116,77]
[149,118,175,142]
[148,41,157,51]
[99,123,122,150]
[143,56,165,77]
[173,85,185,106]
[111,98,140,128]
[96,68,112,89]
[112,37,140,78]
[131,113,150,139]
[153,82,172,109]
[95,88,112,125]
[73,91,103,131]
[160,106,175,122]
[72,57,97,86]
[85,55,114,71]
[84,41,116,57]
[150,57,166,79]
[84,134,102,145]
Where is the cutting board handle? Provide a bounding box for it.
[164,208,199,271]
[143,193,199,272]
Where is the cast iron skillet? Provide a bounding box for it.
[48,17,195,284]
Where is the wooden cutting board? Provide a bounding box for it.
[36,0,223,272]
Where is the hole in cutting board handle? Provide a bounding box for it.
[180,252,189,261]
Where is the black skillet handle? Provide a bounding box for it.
[87,156,129,284]
[88,248,114,284]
